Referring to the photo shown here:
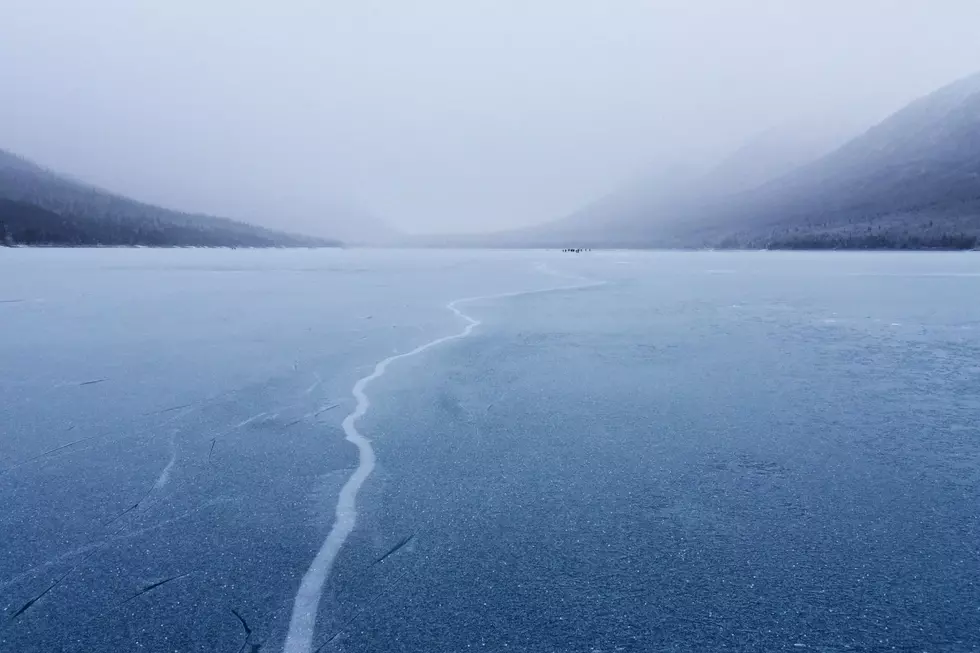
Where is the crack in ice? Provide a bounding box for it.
[282,264,603,653]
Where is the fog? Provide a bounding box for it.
[2,1,980,238]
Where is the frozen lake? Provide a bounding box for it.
[2,248,979,652]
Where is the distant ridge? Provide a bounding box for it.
[684,70,980,249]
[444,71,980,250]
[0,148,339,247]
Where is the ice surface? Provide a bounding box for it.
[1,248,979,651]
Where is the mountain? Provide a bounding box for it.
[525,162,703,245]
[409,163,703,249]
[0,149,339,247]
[695,118,860,196]
[531,71,980,250]
[439,116,860,249]
[682,71,980,249]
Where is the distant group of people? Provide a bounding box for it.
[561,248,590,253]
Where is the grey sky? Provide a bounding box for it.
[2,1,980,236]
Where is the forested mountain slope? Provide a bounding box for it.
[0,149,337,247]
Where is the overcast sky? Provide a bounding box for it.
[2,1,980,236]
